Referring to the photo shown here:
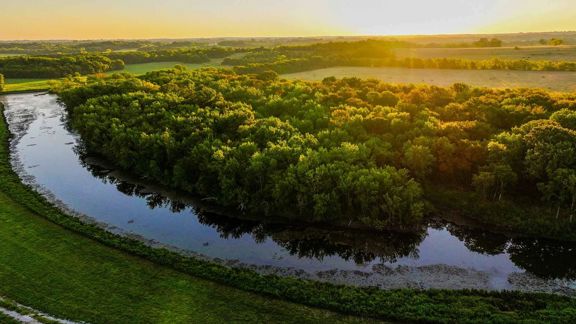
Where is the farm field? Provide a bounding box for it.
[282,66,576,91]
[394,45,576,61]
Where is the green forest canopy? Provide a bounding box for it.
[55,68,576,231]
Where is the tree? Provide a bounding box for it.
[474,38,502,47]
[550,109,576,130]
[403,144,435,179]
[538,169,576,221]
[0,73,4,92]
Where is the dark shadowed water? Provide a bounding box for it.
[2,92,576,293]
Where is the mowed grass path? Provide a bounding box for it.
[283,66,576,92]
[0,107,367,323]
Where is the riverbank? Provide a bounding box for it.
[2,95,576,322]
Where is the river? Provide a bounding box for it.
[2,92,576,295]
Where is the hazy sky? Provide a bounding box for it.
[1,0,575,40]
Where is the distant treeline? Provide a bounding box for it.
[231,56,576,75]
[422,38,503,48]
[0,47,242,78]
[106,47,239,64]
[0,40,215,55]
[0,54,125,78]
[224,39,576,74]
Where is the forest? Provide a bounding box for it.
[55,67,576,233]
[0,54,125,78]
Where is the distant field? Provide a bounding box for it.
[395,45,576,61]
[283,66,576,92]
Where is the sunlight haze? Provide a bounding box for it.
[1,0,575,40]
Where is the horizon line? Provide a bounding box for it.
[1,30,576,42]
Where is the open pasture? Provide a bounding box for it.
[283,66,576,92]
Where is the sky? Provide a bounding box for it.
[1,0,575,40]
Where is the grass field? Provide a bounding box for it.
[3,79,52,93]
[0,191,365,323]
[0,108,364,323]
[394,45,576,61]
[283,66,576,92]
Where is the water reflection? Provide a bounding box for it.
[83,153,576,279]
[447,223,576,279]
[82,156,428,264]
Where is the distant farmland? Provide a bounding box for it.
[394,45,576,61]
[282,66,576,92]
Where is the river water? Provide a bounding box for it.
[2,92,576,294]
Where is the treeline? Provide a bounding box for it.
[0,40,213,55]
[223,39,576,74]
[54,68,576,233]
[423,38,503,48]
[0,54,124,78]
[106,47,238,64]
[223,40,398,65]
[540,38,565,46]
[232,56,576,75]
[0,47,242,79]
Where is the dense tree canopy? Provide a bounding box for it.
[55,68,576,230]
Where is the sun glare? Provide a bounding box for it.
[331,0,497,35]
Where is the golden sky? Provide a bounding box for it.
[1,0,575,40]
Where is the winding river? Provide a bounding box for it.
[2,92,576,295]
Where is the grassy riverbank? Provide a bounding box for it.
[2,95,576,323]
